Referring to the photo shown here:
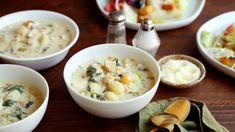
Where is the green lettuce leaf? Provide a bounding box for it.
[201,31,215,48]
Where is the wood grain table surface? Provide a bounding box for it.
[0,0,234,131]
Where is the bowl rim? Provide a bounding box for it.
[0,10,79,61]
[64,43,161,104]
[0,64,49,128]
[158,54,206,88]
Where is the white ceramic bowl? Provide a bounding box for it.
[63,44,161,118]
[0,10,79,70]
[0,64,49,132]
[96,0,205,30]
[197,11,235,78]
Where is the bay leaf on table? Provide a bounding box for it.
[139,97,180,132]
[138,97,229,132]
[191,100,229,132]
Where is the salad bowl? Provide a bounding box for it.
[96,0,205,30]
[197,11,235,78]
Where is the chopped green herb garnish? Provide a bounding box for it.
[96,94,105,101]
[91,93,105,101]
[91,93,96,98]
[48,24,53,27]
[3,85,24,94]
[89,77,97,83]
[86,65,97,77]
[87,66,99,82]
[25,101,34,108]
[114,58,121,66]
[11,106,26,120]
[3,99,16,107]
[95,72,102,77]
[16,115,22,120]
[96,62,102,65]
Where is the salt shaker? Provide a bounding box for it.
[106,11,127,44]
[132,18,160,57]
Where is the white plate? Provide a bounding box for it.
[197,11,235,78]
[96,0,205,31]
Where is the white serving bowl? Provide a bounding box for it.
[0,10,79,70]
[64,44,161,118]
[197,11,235,78]
[0,64,49,132]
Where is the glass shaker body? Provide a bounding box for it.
[106,21,127,44]
[132,18,160,57]
[106,11,127,44]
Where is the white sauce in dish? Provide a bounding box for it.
[161,59,201,84]
[0,20,71,58]
[71,57,156,101]
[0,80,43,126]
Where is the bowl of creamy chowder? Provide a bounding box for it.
[0,64,49,132]
[0,10,79,70]
[64,44,161,118]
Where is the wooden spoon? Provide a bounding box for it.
[164,98,191,123]
[151,112,179,131]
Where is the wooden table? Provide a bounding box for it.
[0,0,234,131]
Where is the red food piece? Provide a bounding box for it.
[232,45,235,51]
[119,2,124,10]
[161,4,175,10]
[104,0,116,12]
[220,57,235,67]
[224,23,234,35]
[104,0,124,13]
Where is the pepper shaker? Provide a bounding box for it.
[132,18,160,57]
[106,11,127,44]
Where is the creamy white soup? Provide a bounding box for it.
[0,80,43,126]
[71,57,156,101]
[161,59,201,84]
[0,20,71,58]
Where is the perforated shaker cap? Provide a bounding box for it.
[141,18,155,31]
[108,11,126,23]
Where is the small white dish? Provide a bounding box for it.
[158,54,206,89]
[197,11,235,78]
[96,0,205,30]
[0,64,49,132]
[64,44,161,118]
[0,10,79,70]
